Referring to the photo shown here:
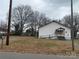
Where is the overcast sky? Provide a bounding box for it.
[0,0,79,21]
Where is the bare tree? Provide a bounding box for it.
[0,20,7,33]
[27,11,51,37]
[11,5,33,35]
[62,13,79,38]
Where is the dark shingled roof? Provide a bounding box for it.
[39,20,70,29]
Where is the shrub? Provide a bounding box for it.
[57,36,65,40]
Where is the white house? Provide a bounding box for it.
[39,21,71,40]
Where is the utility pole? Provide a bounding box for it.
[6,0,12,45]
[71,0,75,51]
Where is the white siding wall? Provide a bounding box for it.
[39,22,71,40]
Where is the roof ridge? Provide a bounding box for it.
[39,20,70,29]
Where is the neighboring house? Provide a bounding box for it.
[39,21,71,40]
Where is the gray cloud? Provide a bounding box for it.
[0,0,79,21]
[45,0,78,7]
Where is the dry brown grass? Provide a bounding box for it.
[0,36,79,55]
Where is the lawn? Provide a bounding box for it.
[0,36,79,55]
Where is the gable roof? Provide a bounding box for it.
[39,20,70,29]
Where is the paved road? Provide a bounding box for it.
[0,52,79,59]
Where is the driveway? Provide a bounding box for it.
[0,52,78,59]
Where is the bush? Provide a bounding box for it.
[57,36,65,40]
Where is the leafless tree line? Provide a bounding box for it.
[11,5,51,36]
[1,5,79,38]
[61,13,79,38]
